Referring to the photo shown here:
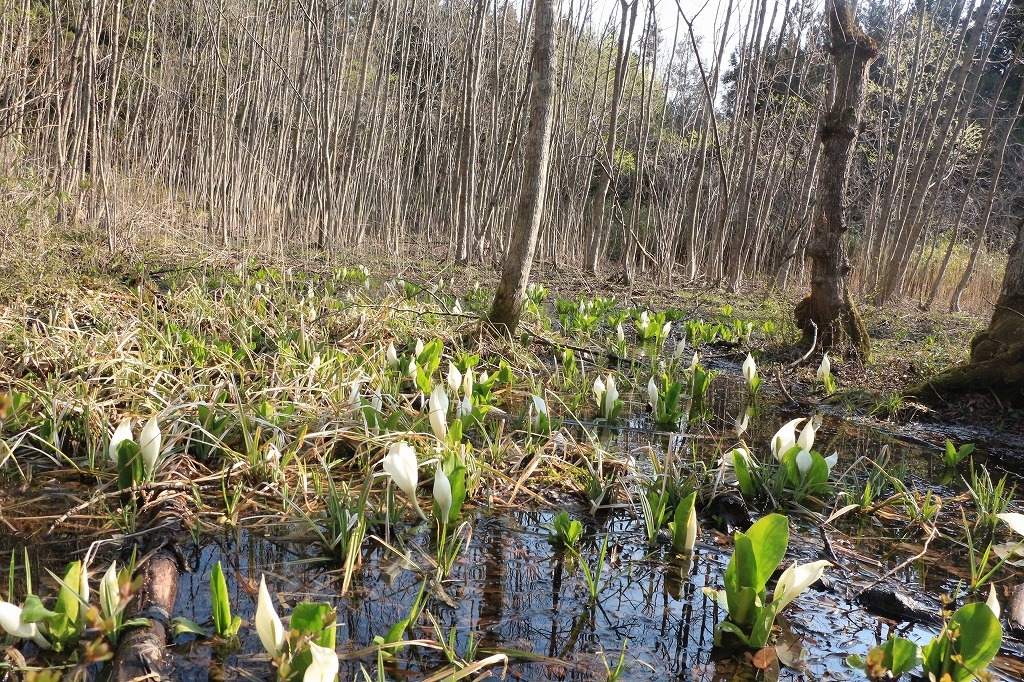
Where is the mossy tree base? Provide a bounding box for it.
[913,342,1024,406]
[795,294,872,359]
[914,294,1024,406]
[971,294,1024,363]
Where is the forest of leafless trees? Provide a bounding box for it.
[1,0,1021,311]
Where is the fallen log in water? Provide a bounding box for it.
[110,546,180,682]
[110,495,187,682]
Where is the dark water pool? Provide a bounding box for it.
[167,498,1021,681]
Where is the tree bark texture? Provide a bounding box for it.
[488,0,557,333]
[796,0,877,357]
[110,546,180,682]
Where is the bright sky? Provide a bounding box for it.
[585,0,815,63]
[585,0,747,59]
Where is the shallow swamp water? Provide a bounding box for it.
[8,379,1021,681]
[159,386,1024,681]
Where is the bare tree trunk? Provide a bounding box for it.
[925,48,1021,308]
[875,0,999,302]
[456,2,486,264]
[947,64,1024,312]
[488,0,556,334]
[583,0,636,274]
[4,0,1020,304]
[975,218,1024,363]
[795,0,877,356]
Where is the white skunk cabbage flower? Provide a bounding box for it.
[795,449,813,477]
[987,584,1001,619]
[462,369,474,397]
[303,642,339,682]
[661,321,672,338]
[110,418,162,474]
[773,560,831,610]
[683,502,698,552]
[386,343,399,369]
[742,354,757,388]
[531,394,548,429]
[414,338,424,357]
[265,443,282,469]
[797,416,819,452]
[384,442,419,497]
[997,512,1024,536]
[433,465,452,523]
[735,408,752,435]
[456,395,473,419]
[726,446,754,470]
[647,377,659,414]
[0,601,38,641]
[616,323,625,344]
[100,563,120,620]
[602,375,619,418]
[109,413,161,473]
[428,385,449,442]
[383,441,425,519]
[348,379,362,412]
[824,453,839,471]
[447,363,463,395]
[79,563,90,606]
[689,352,699,373]
[593,376,606,407]
[256,575,286,658]
[109,419,134,463]
[816,353,831,381]
[673,338,687,360]
[138,418,162,473]
[771,418,805,460]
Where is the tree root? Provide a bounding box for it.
[911,341,1024,406]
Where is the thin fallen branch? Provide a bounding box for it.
[46,470,236,536]
[45,481,191,536]
[854,523,938,599]
[774,367,799,405]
